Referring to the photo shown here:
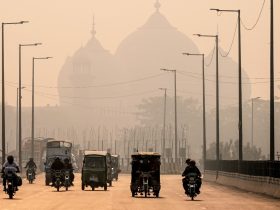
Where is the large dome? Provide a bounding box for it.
[115,9,200,78]
[58,23,119,108]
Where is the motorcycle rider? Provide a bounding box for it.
[1,156,20,191]
[63,158,74,186]
[50,157,65,186]
[24,158,37,179]
[182,159,202,194]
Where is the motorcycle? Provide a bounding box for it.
[142,172,151,197]
[27,168,35,184]
[184,173,199,200]
[53,170,63,192]
[5,170,19,199]
[64,170,71,191]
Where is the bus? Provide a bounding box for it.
[44,139,72,185]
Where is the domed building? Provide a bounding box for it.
[57,18,118,108]
[57,0,251,117]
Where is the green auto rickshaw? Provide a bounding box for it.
[81,151,112,191]
[111,155,121,181]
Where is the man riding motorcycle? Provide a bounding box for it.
[50,157,65,186]
[24,158,37,179]
[63,158,74,186]
[1,156,21,191]
[182,159,202,194]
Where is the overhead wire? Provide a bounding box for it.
[205,45,216,67]
[241,0,266,31]
[3,73,165,89]
[177,71,280,85]
[22,88,160,100]
[219,18,238,58]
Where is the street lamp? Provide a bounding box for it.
[210,8,244,161]
[159,88,167,158]
[194,34,220,161]
[31,57,52,160]
[182,52,206,167]
[251,97,261,147]
[18,42,41,170]
[160,68,178,162]
[1,20,28,164]
[16,86,26,157]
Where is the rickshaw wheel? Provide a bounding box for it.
[131,191,135,197]
[104,184,107,191]
[91,187,95,191]
[81,184,85,191]
[155,192,159,198]
[109,181,112,187]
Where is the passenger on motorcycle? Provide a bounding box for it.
[50,157,65,186]
[182,160,202,194]
[1,156,20,191]
[63,158,74,185]
[24,158,37,178]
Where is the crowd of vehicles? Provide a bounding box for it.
[1,138,201,200]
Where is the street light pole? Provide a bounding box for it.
[251,97,260,147]
[1,20,28,165]
[32,57,52,159]
[270,0,275,161]
[18,43,41,170]
[210,8,243,161]
[194,34,219,161]
[16,87,25,158]
[183,53,206,167]
[159,88,167,158]
[160,69,178,162]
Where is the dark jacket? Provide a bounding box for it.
[25,161,37,169]
[51,159,64,171]
[182,165,201,177]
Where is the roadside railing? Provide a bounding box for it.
[205,160,280,178]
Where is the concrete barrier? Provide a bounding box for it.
[204,170,280,198]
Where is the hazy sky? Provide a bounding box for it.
[1,0,279,107]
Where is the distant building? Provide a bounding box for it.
[58,1,251,113]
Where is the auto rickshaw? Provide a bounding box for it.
[111,155,121,181]
[130,152,161,197]
[81,151,113,191]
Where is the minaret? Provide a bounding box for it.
[154,0,161,12]
[91,15,96,36]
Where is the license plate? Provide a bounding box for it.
[90,176,98,181]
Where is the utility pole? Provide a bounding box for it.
[31,57,51,159]
[270,0,275,161]
[210,8,242,161]
[160,69,178,162]
[1,20,28,165]
[194,34,219,161]
[251,97,260,147]
[18,42,41,170]
[159,88,167,158]
[183,53,206,166]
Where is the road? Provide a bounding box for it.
[0,173,279,210]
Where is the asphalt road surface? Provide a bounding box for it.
[0,173,279,210]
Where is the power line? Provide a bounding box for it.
[205,45,216,67]
[15,73,165,89]
[22,90,138,115]
[241,0,266,31]
[23,88,160,100]
[219,18,238,58]
[177,71,280,85]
